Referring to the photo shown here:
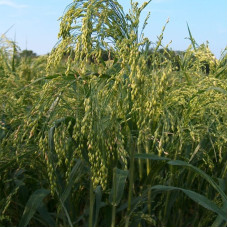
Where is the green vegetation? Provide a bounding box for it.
[0,0,227,226]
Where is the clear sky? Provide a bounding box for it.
[0,0,226,58]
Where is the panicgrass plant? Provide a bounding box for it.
[0,0,226,226]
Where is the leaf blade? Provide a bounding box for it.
[151,185,226,221]
[19,188,50,227]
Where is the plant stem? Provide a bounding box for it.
[146,140,150,176]
[146,140,151,214]
[125,136,135,227]
[111,205,116,227]
[164,165,174,225]
[89,180,94,227]
[137,143,143,181]
[111,168,117,227]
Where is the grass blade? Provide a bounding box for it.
[94,185,102,227]
[109,168,128,206]
[19,188,50,227]
[186,22,197,51]
[134,153,170,161]
[167,160,227,201]
[60,159,84,203]
[151,185,226,221]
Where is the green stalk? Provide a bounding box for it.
[12,41,16,72]
[55,189,73,227]
[163,165,174,225]
[137,143,143,181]
[125,136,135,227]
[146,140,150,176]
[137,144,143,226]
[89,180,94,227]
[111,168,117,227]
[163,144,178,223]
[163,187,171,224]
[145,140,151,214]
[111,203,117,227]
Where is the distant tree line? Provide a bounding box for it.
[19,50,37,59]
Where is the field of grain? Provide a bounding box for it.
[0,0,227,226]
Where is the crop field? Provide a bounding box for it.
[0,0,227,227]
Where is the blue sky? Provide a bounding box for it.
[0,0,226,58]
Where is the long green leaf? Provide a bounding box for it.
[60,159,84,203]
[167,160,227,201]
[134,153,170,161]
[94,185,103,227]
[109,168,128,206]
[19,188,50,227]
[206,86,226,94]
[212,201,227,227]
[186,22,196,51]
[37,202,56,227]
[151,185,226,221]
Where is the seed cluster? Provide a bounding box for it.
[1,0,226,195]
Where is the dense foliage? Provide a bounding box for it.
[0,0,227,226]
